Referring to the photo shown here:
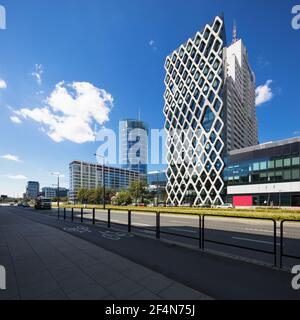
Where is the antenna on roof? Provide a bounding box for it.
[232,20,238,44]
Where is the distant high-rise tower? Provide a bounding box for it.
[224,37,258,151]
[26,181,40,199]
[120,119,148,175]
[163,16,258,206]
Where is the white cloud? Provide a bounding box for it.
[149,40,157,51]
[6,175,27,180]
[31,64,43,86]
[0,79,7,89]
[255,80,273,106]
[15,81,113,144]
[1,154,23,162]
[10,116,22,124]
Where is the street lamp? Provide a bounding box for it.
[156,170,164,207]
[94,154,106,209]
[51,172,63,211]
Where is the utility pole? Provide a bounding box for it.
[51,172,63,211]
[95,154,106,210]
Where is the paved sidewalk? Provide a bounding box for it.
[0,210,211,300]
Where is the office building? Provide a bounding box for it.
[147,170,167,203]
[25,181,40,199]
[69,161,141,202]
[147,171,167,188]
[163,15,258,206]
[41,187,69,199]
[224,138,300,207]
[119,119,148,175]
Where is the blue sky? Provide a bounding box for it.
[0,0,299,196]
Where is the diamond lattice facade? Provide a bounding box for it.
[164,16,258,206]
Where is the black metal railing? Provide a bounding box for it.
[50,207,300,268]
[280,220,300,268]
[202,214,277,267]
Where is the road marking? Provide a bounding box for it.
[63,226,91,233]
[245,228,273,233]
[170,227,197,234]
[111,220,124,224]
[170,220,192,225]
[133,223,151,227]
[232,237,279,246]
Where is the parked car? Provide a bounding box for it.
[215,203,235,209]
[138,203,147,207]
[199,204,211,208]
[22,203,30,208]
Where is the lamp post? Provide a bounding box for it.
[94,154,106,209]
[51,172,63,211]
[156,170,164,207]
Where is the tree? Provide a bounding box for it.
[89,187,103,204]
[114,191,132,205]
[77,188,90,204]
[128,181,148,203]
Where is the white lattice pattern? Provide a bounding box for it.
[164,16,226,206]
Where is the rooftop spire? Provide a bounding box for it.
[232,20,238,44]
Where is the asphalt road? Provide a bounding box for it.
[53,207,300,268]
[6,206,300,300]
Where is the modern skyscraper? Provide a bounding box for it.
[25,181,40,199]
[119,119,148,175]
[163,16,258,206]
[224,37,258,151]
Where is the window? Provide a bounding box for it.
[268,160,275,169]
[260,173,268,182]
[292,169,300,180]
[275,159,283,168]
[260,161,267,170]
[275,171,283,181]
[284,158,291,167]
[201,106,215,133]
[253,162,260,171]
[292,157,300,166]
[268,171,276,182]
[283,170,291,180]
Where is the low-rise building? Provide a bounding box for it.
[224,138,300,207]
[69,161,142,203]
[41,187,69,199]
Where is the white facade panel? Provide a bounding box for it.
[228,182,300,195]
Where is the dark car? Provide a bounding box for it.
[35,197,52,210]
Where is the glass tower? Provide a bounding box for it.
[119,119,148,175]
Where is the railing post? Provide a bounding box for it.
[64,208,66,220]
[273,220,277,267]
[199,215,202,250]
[57,207,60,220]
[280,220,284,268]
[108,209,111,229]
[202,215,205,250]
[93,208,95,225]
[128,210,131,233]
[81,208,83,223]
[71,208,74,222]
[156,212,160,239]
